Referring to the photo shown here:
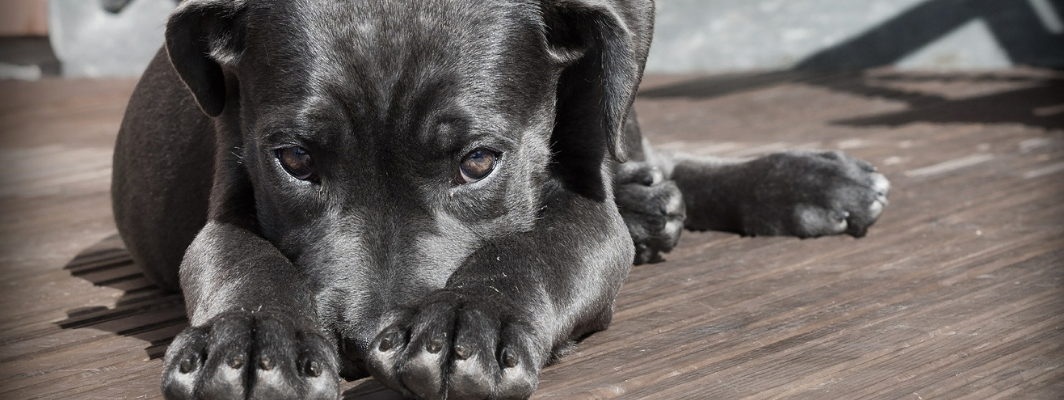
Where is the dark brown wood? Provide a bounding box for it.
[1,70,1061,399]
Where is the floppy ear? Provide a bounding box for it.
[544,0,654,163]
[165,0,246,117]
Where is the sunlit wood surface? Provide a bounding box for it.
[1,69,1062,399]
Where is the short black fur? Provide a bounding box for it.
[112,1,889,399]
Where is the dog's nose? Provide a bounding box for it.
[341,335,371,361]
[339,335,373,380]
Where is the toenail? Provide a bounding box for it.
[179,357,194,373]
[501,348,518,368]
[259,356,273,370]
[379,335,394,352]
[427,339,443,354]
[227,354,244,369]
[305,359,322,377]
[454,345,469,360]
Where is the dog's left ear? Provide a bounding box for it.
[165,0,247,117]
[543,0,654,163]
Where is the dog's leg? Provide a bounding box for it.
[645,145,891,238]
[364,194,632,400]
[115,50,341,399]
[613,109,686,264]
[614,107,889,247]
[160,222,341,400]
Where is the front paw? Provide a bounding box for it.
[741,150,890,238]
[366,291,542,400]
[161,311,339,400]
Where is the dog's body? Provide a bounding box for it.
[111,1,889,399]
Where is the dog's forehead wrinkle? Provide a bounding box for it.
[293,0,544,98]
[242,0,556,155]
[253,94,344,136]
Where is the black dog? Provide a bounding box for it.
[111,0,889,399]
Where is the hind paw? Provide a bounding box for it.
[615,162,687,264]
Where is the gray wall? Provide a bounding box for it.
[48,0,174,78]
[649,0,1064,73]
[45,0,1064,78]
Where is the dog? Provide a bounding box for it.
[110,0,890,399]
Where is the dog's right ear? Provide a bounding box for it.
[165,0,246,117]
[542,0,654,165]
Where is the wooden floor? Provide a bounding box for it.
[1,69,1062,399]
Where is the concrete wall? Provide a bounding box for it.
[48,0,175,78]
[42,0,1064,77]
[649,0,1064,73]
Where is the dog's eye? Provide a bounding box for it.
[458,149,498,184]
[277,146,315,180]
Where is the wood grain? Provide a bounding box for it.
[1,70,1061,399]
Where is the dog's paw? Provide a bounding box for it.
[736,150,890,238]
[366,291,541,400]
[615,162,686,265]
[161,312,339,400]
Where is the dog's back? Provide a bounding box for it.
[112,49,215,292]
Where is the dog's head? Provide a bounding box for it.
[164,0,651,309]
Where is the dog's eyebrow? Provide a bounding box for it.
[426,107,516,150]
[457,104,522,148]
[258,109,347,148]
[261,128,312,146]
[449,122,520,153]
[481,129,520,149]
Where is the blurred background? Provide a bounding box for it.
[1,0,1063,79]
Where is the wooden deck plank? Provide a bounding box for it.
[1,70,1061,399]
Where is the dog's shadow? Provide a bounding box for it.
[56,234,187,360]
[57,234,404,399]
